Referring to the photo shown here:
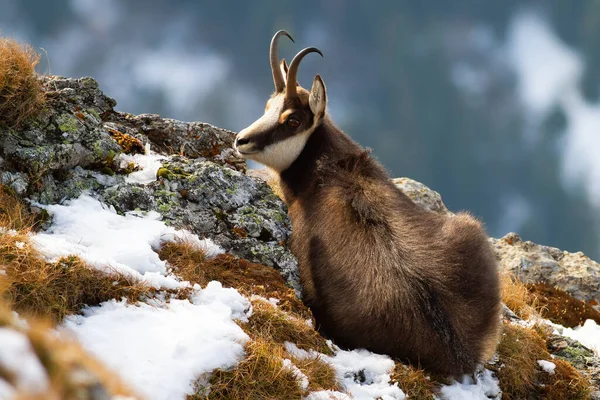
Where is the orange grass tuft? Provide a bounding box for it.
[0,37,45,128]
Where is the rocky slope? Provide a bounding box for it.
[2,75,600,399]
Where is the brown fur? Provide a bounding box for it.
[277,116,502,376]
[236,45,501,375]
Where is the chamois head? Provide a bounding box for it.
[235,30,327,172]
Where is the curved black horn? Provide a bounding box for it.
[286,47,323,98]
[270,30,294,92]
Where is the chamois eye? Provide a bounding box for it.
[287,117,301,128]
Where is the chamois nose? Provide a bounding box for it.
[235,137,250,147]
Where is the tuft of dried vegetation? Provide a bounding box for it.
[0,37,45,128]
[197,339,305,400]
[160,241,311,319]
[500,273,538,320]
[0,185,153,322]
[108,128,145,155]
[526,282,600,328]
[489,322,590,400]
[290,354,340,392]
[0,299,138,399]
[390,363,437,399]
[165,241,341,398]
[243,298,332,355]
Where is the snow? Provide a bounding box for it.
[556,319,600,355]
[285,342,405,400]
[0,328,49,395]
[62,281,250,400]
[438,368,501,400]
[538,360,556,374]
[305,390,352,400]
[282,358,309,391]
[285,341,503,400]
[118,143,166,184]
[31,194,223,289]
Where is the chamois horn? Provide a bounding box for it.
[270,30,294,92]
[286,47,323,99]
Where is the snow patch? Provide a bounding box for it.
[438,368,501,400]
[282,358,309,391]
[62,281,250,400]
[31,194,223,289]
[537,359,556,374]
[285,342,405,400]
[556,319,600,355]
[0,328,49,395]
[119,143,166,184]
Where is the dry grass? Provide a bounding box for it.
[526,282,600,328]
[500,273,538,320]
[0,300,138,399]
[197,339,305,400]
[537,359,591,400]
[291,355,340,392]
[0,185,154,322]
[0,37,45,128]
[108,128,145,155]
[160,241,311,319]
[165,241,340,398]
[242,298,332,355]
[390,363,437,399]
[489,322,590,400]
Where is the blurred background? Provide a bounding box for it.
[1,0,599,259]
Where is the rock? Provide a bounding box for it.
[392,177,452,215]
[0,75,300,294]
[104,112,246,171]
[546,333,600,391]
[0,76,121,186]
[100,157,300,294]
[491,232,600,304]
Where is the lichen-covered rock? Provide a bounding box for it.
[104,112,246,171]
[546,333,600,394]
[392,177,452,215]
[0,75,299,293]
[99,157,300,294]
[0,76,121,188]
[491,232,600,304]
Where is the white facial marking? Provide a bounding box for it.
[252,127,315,172]
[236,94,284,145]
[235,93,317,172]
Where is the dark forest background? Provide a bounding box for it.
[2,0,599,259]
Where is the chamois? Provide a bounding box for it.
[235,30,502,376]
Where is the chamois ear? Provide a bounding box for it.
[280,59,289,82]
[309,74,327,118]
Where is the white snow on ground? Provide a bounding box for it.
[537,360,556,375]
[119,143,166,184]
[62,281,250,400]
[282,358,309,391]
[555,319,600,355]
[0,328,49,396]
[285,342,406,400]
[438,368,501,400]
[31,194,223,289]
[285,341,502,400]
[507,10,600,209]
